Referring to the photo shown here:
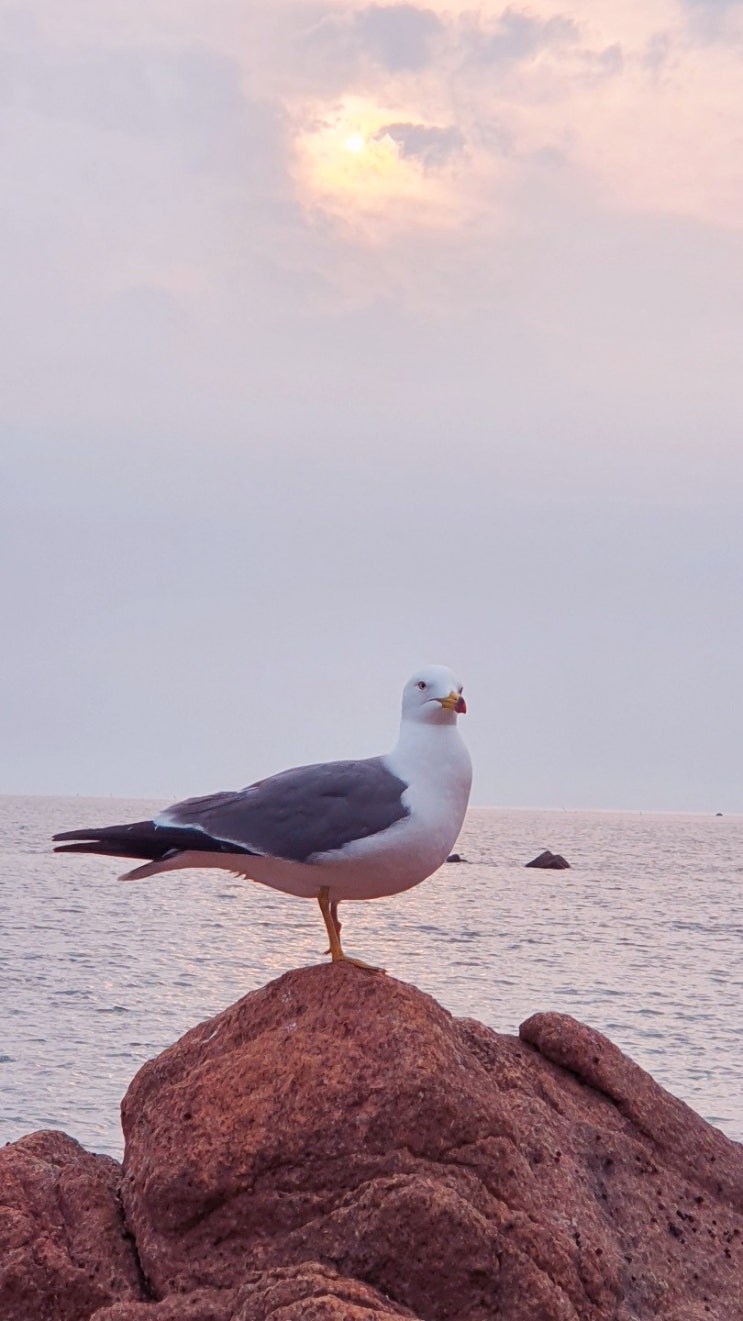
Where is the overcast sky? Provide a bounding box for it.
[1,0,742,811]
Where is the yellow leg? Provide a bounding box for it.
[317,887,383,971]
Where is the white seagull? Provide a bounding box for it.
[53,665,472,967]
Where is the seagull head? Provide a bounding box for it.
[401,665,467,725]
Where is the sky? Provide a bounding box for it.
[1,0,742,811]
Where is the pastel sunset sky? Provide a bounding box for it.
[2,0,742,808]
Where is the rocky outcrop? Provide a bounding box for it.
[118,965,743,1321]
[2,968,742,1321]
[0,1130,145,1321]
[525,849,571,869]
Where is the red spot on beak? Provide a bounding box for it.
[456,695,466,714]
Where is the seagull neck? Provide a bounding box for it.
[390,715,464,769]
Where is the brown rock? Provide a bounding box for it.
[525,849,571,869]
[92,1287,233,1321]
[233,1263,418,1320]
[91,1264,417,1320]
[0,1129,145,1321]
[120,966,743,1321]
[520,1012,743,1207]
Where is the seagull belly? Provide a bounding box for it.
[219,813,458,903]
[311,809,465,901]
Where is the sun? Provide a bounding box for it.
[296,104,416,206]
[293,98,463,237]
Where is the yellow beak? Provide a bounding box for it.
[439,690,466,713]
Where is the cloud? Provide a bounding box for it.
[374,120,464,164]
[32,46,243,148]
[0,19,286,184]
[468,7,579,64]
[642,31,672,71]
[353,3,443,70]
[680,0,743,44]
[263,2,443,92]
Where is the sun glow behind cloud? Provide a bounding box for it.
[275,0,743,241]
[293,99,466,234]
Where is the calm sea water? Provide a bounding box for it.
[1,796,741,1158]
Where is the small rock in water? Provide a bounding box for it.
[525,849,571,869]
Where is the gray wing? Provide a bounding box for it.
[157,757,410,863]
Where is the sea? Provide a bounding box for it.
[1,796,741,1159]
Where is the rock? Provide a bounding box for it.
[118,965,743,1321]
[520,1012,743,1206]
[445,853,467,863]
[92,1288,233,1321]
[230,1265,418,1321]
[0,1130,145,1321]
[92,1264,417,1320]
[525,849,571,869]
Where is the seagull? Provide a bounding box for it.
[53,665,472,967]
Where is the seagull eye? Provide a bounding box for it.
[417,681,427,691]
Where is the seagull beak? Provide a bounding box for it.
[439,691,467,714]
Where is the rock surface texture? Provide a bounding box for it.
[0,1130,144,1321]
[92,1264,417,1320]
[2,967,742,1321]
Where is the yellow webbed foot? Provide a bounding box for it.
[318,888,385,971]
[330,950,385,972]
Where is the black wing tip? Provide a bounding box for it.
[52,820,157,843]
[52,822,259,859]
